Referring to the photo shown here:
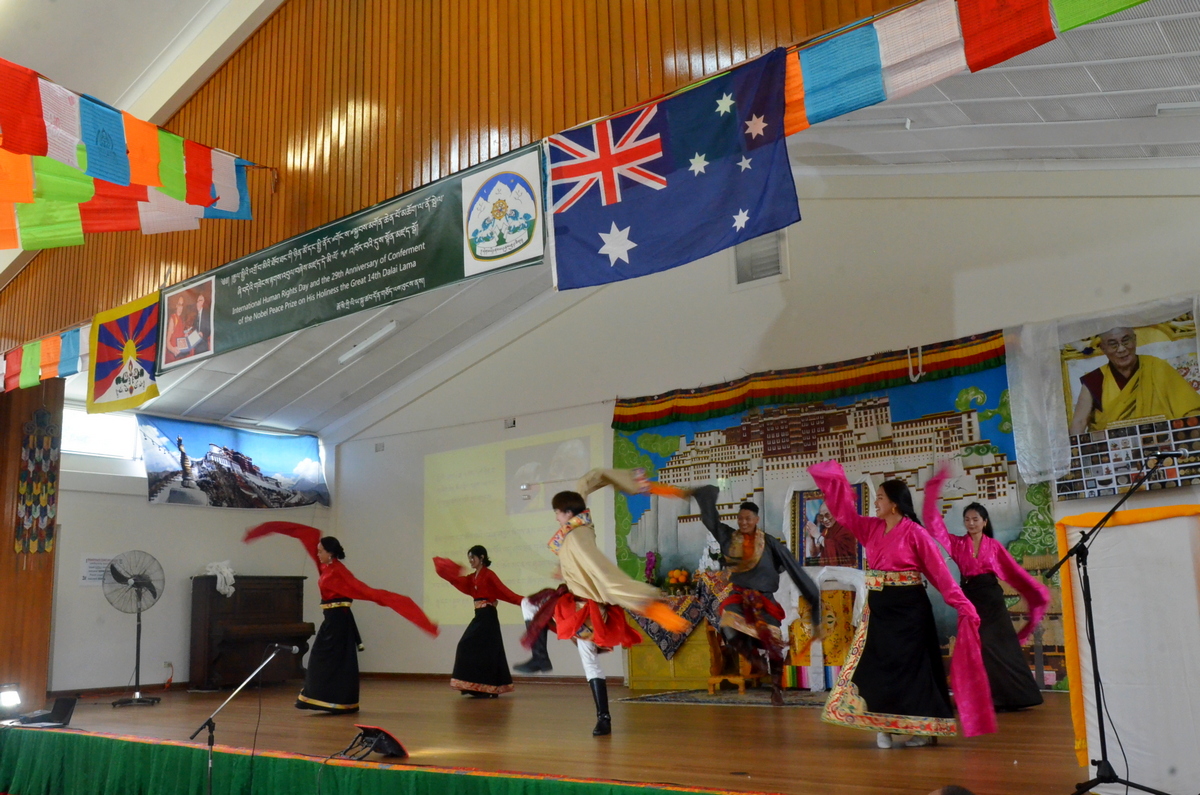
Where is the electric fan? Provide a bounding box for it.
[103,550,166,707]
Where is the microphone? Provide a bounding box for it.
[268,643,300,654]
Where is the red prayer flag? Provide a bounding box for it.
[957,0,1055,72]
[80,195,141,233]
[4,348,21,391]
[0,58,48,156]
[183,140,215,206]
[94,178,149,202]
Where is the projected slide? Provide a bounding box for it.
[424,425,606,624]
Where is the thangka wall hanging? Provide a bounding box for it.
[137,414,329,509]
[87,292,159,413]
[612,331,1064,673]
[16,407,60,554]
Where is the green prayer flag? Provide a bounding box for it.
[32,156,95,203]
[156,130,186,201]
[16,200,85,250]
[1051,0,1149,31]
[19,340,41,389]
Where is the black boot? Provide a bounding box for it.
[769,658,785,707]
[588,678,611,736]
[514,622,553,674]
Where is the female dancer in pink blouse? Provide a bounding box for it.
[923,468,1050,711]
[809,460,995,748]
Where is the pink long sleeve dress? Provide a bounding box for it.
[809,460,996,738]
[923,470,1050,710]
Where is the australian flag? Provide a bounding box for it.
[548,48,800,290]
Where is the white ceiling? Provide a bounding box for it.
[789,0,1200,167]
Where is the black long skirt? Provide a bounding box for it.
[962,573,1043,710]
[450,604,514,695]
[297,604,360,713]
[823,583,957,736]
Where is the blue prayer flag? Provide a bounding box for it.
[79,95,130,186]
[548,48,800,290]
[800,25,887,125]
[58,327,81,377]
[203,159,252,220]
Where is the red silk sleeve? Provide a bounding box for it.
[477,567,524,606]
[244,521,322,567]
[325,562,439,637]
[921,467,958,553]
[994,542,1051,644]
[433,557,474,596]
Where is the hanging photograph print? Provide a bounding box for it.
[137,415,329,509]
[461,148,543,277]
[159,276,215,369]
[87,292,160,413]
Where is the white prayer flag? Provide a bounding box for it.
[39,79,83,169]
[874,0,967,100]
[138,190,203,235]
[210,149,240,212]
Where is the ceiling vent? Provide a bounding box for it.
[734,231,786,285]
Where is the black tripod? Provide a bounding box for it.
[1045,454,1178,795]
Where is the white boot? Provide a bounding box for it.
[876,732,893,749]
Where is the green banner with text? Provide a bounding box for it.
[159,145,544,370]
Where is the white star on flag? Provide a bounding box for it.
[732,209,750,230]
[737,156,752,172]
[688,153,709,175]
[744,114,768,138]
[598,222,637,266]
[715,93,735,115]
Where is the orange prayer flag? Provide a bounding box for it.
[0,148,34,203]
[39,333,61,379]
[784,50,810,136]
[0,203,17,250]
[123,112,162,187]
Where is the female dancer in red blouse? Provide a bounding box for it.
[809,460,994,747]
[434,546,524,697]
[923,467,1050,710]
[244,522,438,713]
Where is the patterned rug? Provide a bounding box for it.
[618,688,829,708]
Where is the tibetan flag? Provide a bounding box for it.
[156,130,187,201]
[58,326,82,378]
[16,200,84,249]
[800,25,887,126]
[40,79,82,169]
[19,340,41,389]
[875,0,967,100]
[783,52,809,136]
[79,95,130,186]
[39,333,61,379]
[123,113,162,187]
[0,148,34,203]
[958,0,1055,72]
[204,157,252,220]
[0,203,17,250]
[80,179,147,233]
[549,48,799,290]
[32,156,94,203]
[184,140,215,206]
[1051,0,1148,30]
[87,292,160,413]
[0,58,48,156]
[139,189,203,234]
[3,349,20,391]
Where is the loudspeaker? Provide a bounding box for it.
[337,724,407,760]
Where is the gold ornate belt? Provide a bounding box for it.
[322,601,352,609]
[474,599,497,609]
[865,570,923,590]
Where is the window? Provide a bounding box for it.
[733,230,787,285]
[61,407,140,459]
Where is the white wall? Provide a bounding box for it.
[329,165,1200,674]
[51,453,331,691]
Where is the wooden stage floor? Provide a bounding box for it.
[63,678,1085,795]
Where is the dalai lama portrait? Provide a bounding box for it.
[1068,326,1200,436]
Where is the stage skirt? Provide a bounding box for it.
[450,602,515,695]
[553,593,642,650]
[822,572,957,736]
[297,602,360,713]
[961,573,1043,710]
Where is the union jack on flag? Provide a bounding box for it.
[548,105,667,213]
[547,48,800,290]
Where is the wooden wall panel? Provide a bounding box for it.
[0,378,63,709]
[0,0,906,349]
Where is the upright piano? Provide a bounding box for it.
[189,575,316,690]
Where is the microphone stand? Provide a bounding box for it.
[189,648,284,795]
[1045,454,1176,795]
